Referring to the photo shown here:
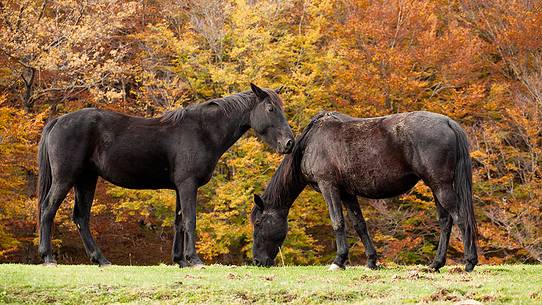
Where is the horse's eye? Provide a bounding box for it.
[266,103,273,112]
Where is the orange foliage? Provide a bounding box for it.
[0,0,540,265]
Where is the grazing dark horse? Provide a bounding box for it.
[38,83,294,267]
[251,111,478,272]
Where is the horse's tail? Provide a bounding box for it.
[37,118,59,231]
[447,119,477,261]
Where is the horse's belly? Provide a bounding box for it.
[99,170,174,190]
[92,151,174,189]
[348,172,419,199]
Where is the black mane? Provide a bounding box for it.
[262,111,338,208]
[159,91,258,125]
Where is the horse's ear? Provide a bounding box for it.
[275,85,284,94]
[250,83,268,100]
[254,194,264,210]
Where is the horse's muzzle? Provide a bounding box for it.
[253,258,274,267]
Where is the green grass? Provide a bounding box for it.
[0,264,540,304]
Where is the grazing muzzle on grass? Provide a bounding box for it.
[253,257,275,267]
[251,194,288,266]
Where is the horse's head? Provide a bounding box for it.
[249,83,294,154]
[250,194,288,267]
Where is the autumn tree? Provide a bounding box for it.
[0,0,138,112]
[0,0,540,265]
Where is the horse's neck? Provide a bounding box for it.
[204,103,253,155]
[263,154,307,211]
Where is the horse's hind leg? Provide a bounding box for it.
[39,181,73,265]
[176,178,204,267]
[319,182,349,270]
[342,194,378,269]
[172,190,188,267]
[432,185,471,270]
[73,174,110,266]
[429,196,453,272]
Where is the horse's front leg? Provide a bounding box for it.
[172,190,189,267]
[319,182,349,270]
[175,178,204,267]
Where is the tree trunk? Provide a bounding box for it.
[21,67,36,112]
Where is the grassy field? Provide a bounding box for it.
[0,264,540,304]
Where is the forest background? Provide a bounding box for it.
[0,0,540,266]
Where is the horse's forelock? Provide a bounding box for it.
[265,89,284,108]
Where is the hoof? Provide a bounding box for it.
[177,260,190,268]
[465,262,476,272]
[191,264,205,270]
[429,262,443,273]
[99,261,112,268]
[186,256,204,268]
[42,256,57,266]
[328,263,344,271]
[367,261,378,270]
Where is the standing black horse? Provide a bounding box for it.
[38,83,294,267]
[251,111,478,272]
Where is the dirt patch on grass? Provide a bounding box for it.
[227,272,239,280]
[353,274,382,282]
[349,274,383,288]
[4,289,61,304]
[184,274,202,279]
[261,275,276,281]
[233,289,298,304]
[529,290,541,300]
[478,294,497,302]
[456,274,473,282]
[234,291,259,304]
[406,270,431,279]
[226,272,257,280]
[307,290,366,303]
[413,266,435,273]
[422,288,461,303]
[132,288,183,301]
[391,270,433,281]
[453,300,483,305]
[272,290,298,303]
[463,291,501,303]
[1,285,149,304]
[478,267,512,274]
[448,266,465,274]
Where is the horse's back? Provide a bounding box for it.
[46,108,155,155]
[382,111,455,140]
